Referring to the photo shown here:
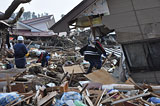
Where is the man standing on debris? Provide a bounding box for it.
[36,51,50,67]
[80,37,106,74]
[13,36,28,68]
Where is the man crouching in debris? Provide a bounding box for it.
[13,36,28,68]
[80,37,106,74]
[36,51,50,67]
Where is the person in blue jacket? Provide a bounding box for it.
[13,36,28,68]
[80,37,106,74]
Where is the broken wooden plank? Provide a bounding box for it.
[60,81,69,93]
[102,53,112,66]
[85,69,117,85]
[127,77,144,90]
[63,65,85,74]
[38,74,57,81]
[59,72,68,85]
[78,86,94,106]
[37,92,57,106]
[96,89,107,106]
[0,68,26,73]
[101,93,118,104]
[6,74,11,92]
[111,93,151,105]
[11,83,25,93]
[80,84,88,95]
[11,94,35,106]
[0,77,15,82]
[139,99,155,106]
[69,69,74,85]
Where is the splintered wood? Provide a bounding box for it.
[85,69,117,84]
[63,65,85,74]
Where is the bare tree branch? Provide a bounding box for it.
[6,7,24,25]
[0,0,31,20]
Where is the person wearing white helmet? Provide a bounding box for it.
[36,50,50,67]
[13,36,28,68]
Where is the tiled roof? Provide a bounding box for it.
[11,30,55,37]
[22,15,53,25]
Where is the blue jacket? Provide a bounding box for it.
[14,43,28,68]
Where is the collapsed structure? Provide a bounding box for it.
[0,0,160,106]
[50,0,160,84]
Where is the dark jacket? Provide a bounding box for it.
[37,52,48,63]
[14,43,28,68]
[80,41,106,61]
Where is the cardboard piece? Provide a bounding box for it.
[63,65,85,74]
[85,69,117,85]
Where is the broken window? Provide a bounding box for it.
[123,40,160,72]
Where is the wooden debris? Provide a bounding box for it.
[11,83,25,93]
[11,94,34,106]
[63,65,85,74]
[85,69,117,84]
[37,92,57,106]
[69,69,74,85]
[59,72,68,85]
[111,93,151,105]
[38,74,57,81]
[78,86,94,106]
[96,88,107,106]
[80,84,88,95]
[60,81,69,93]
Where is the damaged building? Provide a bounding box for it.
[1,0,160,106]
[50,0,160,84]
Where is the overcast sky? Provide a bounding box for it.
[0,0,83,22]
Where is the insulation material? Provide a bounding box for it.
[79,0,110,17]
[77,16,102,27]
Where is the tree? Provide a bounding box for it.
[41,13,44,17]
[44,12,48,16]
[23,11,31,20]
[0,0,31,20]
[38,14,40,17]
[61,14,65,18]
[0,0,31,59]
[32,12,37,19]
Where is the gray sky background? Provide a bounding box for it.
[0,0,83,22]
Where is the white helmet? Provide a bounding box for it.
[95,37,100,41]
[36,51,41,56]
[17,36,24,41]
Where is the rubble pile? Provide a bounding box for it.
[0,45,160,106]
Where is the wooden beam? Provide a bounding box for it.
[80,84,88,95]
[101,93,118,104]
[96,89,107,106]
[78,86,94,106]
[37,92,57,106]
[60,81,69,93]
[58,72,68,85]
[11,94,34,106]
[69,69,74,86]
[38,74,57,81]
[111,93,151,105]
[0,78,15,82]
